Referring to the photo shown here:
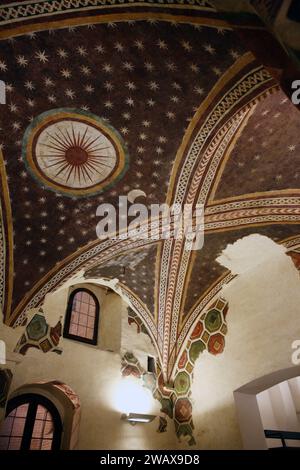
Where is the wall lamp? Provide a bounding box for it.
[121,413,156,425]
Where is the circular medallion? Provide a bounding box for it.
[22,108,128,197]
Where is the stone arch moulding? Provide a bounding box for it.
[0,2,240,42]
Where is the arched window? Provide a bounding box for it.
[63,288,99,345]
[0,394,62,450]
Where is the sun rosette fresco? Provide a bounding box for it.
[21,108,129,197]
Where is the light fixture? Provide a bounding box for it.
[121,413,156,425]
[113,376,153,415]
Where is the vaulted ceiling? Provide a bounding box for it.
[1,0,300,384]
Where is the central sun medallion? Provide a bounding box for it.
[23,108,128,197]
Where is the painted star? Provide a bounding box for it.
[77,46,87,56]
[147,99,155,107]
[145,62,155,72]
[166,111,175,120]
[26,98,35,107]
[95,44,105,53]
[212,67,222,76]
[149,81,159,91]
[16,55,28,67]
[104,100,113,109]
[103,63,113,73]
[230,49,240,59]
[104,81,114,91]
[121,127,129,135]
[123,62,134,71]
[48,95,56,103]
[81,65,91,76]
[190,63,199,73]
[182,40,192,52]
[65,88,75,99]
[35,50,49,63]
[85,84,94,93]
[9,103,18,112]
[115,42,124,52]
[157,39,168,50]
[126,81,136,91]
[126,97,134,107]
[57,48,68,58]
[204,44,215,54]
[44,77,54,87]
[134,40,144,50]
[172,82,181,90]
[61,69,72,78]
[194,86,204,95]
[166,62,177,71]
[147,18,158,25]
[25,80,34,90]
[0,60,7,71]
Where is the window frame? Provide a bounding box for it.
[2,393,62,450]
[63,288,100,346]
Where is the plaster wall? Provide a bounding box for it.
[0,284,180,449]
[190,243,300,449]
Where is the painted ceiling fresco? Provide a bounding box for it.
[0,18,246,313]
[216,89,300,198]
[1,1,300,442]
